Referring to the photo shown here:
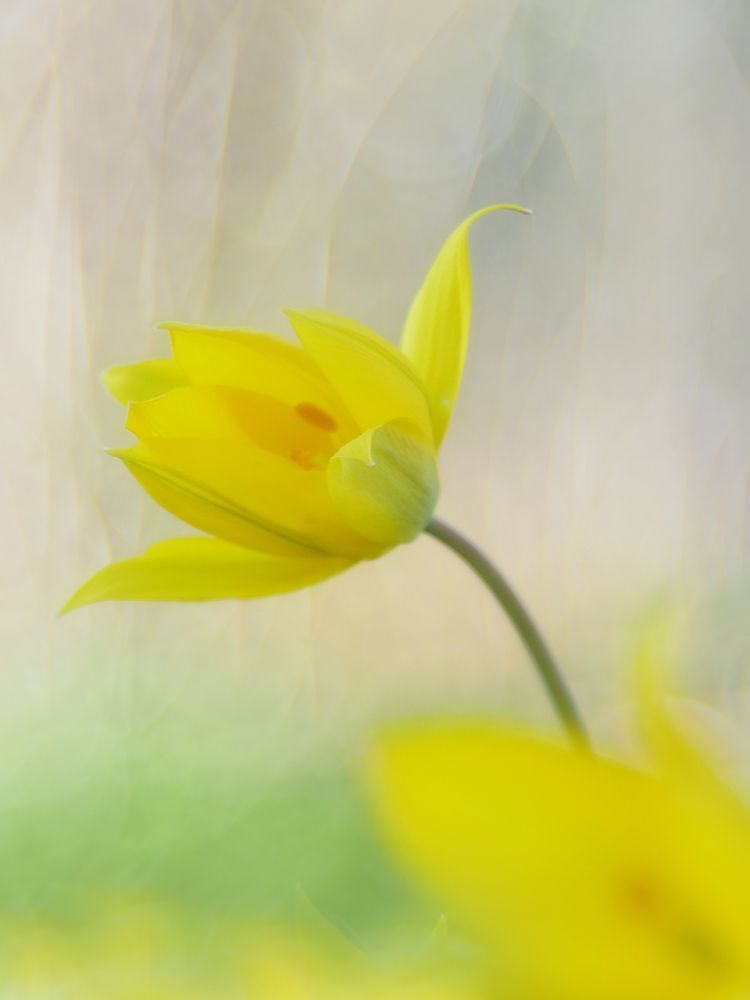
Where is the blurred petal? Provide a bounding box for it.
[634,612,743,808]
[162,322,358,439]
[401,205,530,446]
[286,309,433,440]
[327,419,438,546]
[102,358,187,404]
[369,722,625,944]
[240,926,475,999]
[369,722,750,1000]
[62,537,350,612]
[112,441,376,559]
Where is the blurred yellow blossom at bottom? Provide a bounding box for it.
[368,703,750,1000]
[0,897,482,999]
[239,928,480,999]
[3,899,228,999]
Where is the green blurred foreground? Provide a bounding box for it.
[4,643,750,998]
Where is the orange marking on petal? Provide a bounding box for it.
[289,450,314,470]
[622,874,663,919]
[289,449,327,471]
[295,401,338,433]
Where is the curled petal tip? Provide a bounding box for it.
[481,202,532,217]
[401,203,529,446]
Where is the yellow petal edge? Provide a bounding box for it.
[61,537,351,613]
[401,204,531,447]
[102,358,187,404]
[368,716,750,1000]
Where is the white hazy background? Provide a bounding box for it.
[2,0,750,751]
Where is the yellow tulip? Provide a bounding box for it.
[64,206,528,611]
[368,696,750,999]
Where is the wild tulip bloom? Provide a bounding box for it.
[369,685,750,1000]
[64,205,588,745]
[64,206,526,611]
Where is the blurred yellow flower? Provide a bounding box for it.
[368,697,750,1000]
[1,899,482,999]
[64,206,527,611]
[239,926,481,999]
[4,898,218,998]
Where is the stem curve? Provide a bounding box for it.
[425,518,589,747]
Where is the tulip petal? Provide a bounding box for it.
[634,615,740,805]
[126,385,343,461]
[162,322,358,440]
[112,441,377,560]
[401,204,531,446]
[61,537,351,612]
[327,419,438,547]
[369,721,653,997]
[369,722,750,1000]
[102,358,187,404]
[285,309,433,441]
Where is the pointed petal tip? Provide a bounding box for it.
[283,306,316,328]
[101,357,188,404]
[100,365,127,401]
[476,202,532,220]
[284,307,353,331]
[281,307,302,330]
[58,587,94,616]
[59,539,355,610]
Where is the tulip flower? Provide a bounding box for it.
[368,684,750,1000]
[64,205,588,744]
[65,206,526,611]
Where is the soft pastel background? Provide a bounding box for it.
[2,0,750,972]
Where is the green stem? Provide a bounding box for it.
[425,518,589,747]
